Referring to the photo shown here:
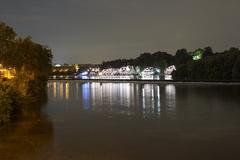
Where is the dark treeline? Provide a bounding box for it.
[101,47,240,81]
[174,47,240,81]
[0,22,52,124]
[101,51,174,71]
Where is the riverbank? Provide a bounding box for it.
[0,80,22,125]
[0,79,48,126]
[48,78,240,85]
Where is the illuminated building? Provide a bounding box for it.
[119,66,137,75]
[74,64,79,72]
[88,67,100,76]
[164,65,176,75]
[164,65,176,80]
[141,67,160,76]
[0,64,15,79]
[54,64,62,67]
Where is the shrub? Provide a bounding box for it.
[0,80,22,125]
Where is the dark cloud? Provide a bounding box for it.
[1,0,240,63]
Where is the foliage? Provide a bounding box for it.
[173,48,240,81]
[174,49,192,66]
[232,55,240,79]
[203,46,214,58]
[101,51,174,73]
[0,80,22,125]
[0,22,53,125]
[0,22,53,96]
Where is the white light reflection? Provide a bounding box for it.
[49,81,165,118]
[91,83,97,106]
[165,84,176,119]
[120,83,123,106]
[100,83,103,106]
[142,87,146,118]
[157,85,161,115]
[165,84,176,98]
[82,82,90,109]
[141,84,161,118]
[109,83,113,106]
[90,82,133,114]
[125,83,131,109]
[151,88,154,111]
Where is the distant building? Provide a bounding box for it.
[52,64,76,75]
[141,67,160,76]
[54,64,62,67]
[164,65,176,75]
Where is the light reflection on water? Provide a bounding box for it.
[48,81,176,119]
[65,82,69,100]
[2,81,240,160]
[165,84,176,118]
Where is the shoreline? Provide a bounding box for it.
[48,78,240,85]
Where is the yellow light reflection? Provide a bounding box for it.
[60,82,63,99]
[53,82,57,98]
[65,82,69,100]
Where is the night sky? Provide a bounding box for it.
[1,0,240,64]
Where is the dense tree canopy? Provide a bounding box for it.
[101,51,174,73]
[173,48,240,81]
[174,49,192,66]
[0,22,53,96]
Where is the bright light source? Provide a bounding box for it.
[80,71,88,76]
[164,65,176,75]
[0,64,15,79]
[192,49,203,61]
[55,64,61,67]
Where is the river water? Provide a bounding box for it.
[1,80,240,160]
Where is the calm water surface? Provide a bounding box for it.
[1,81,240,160]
